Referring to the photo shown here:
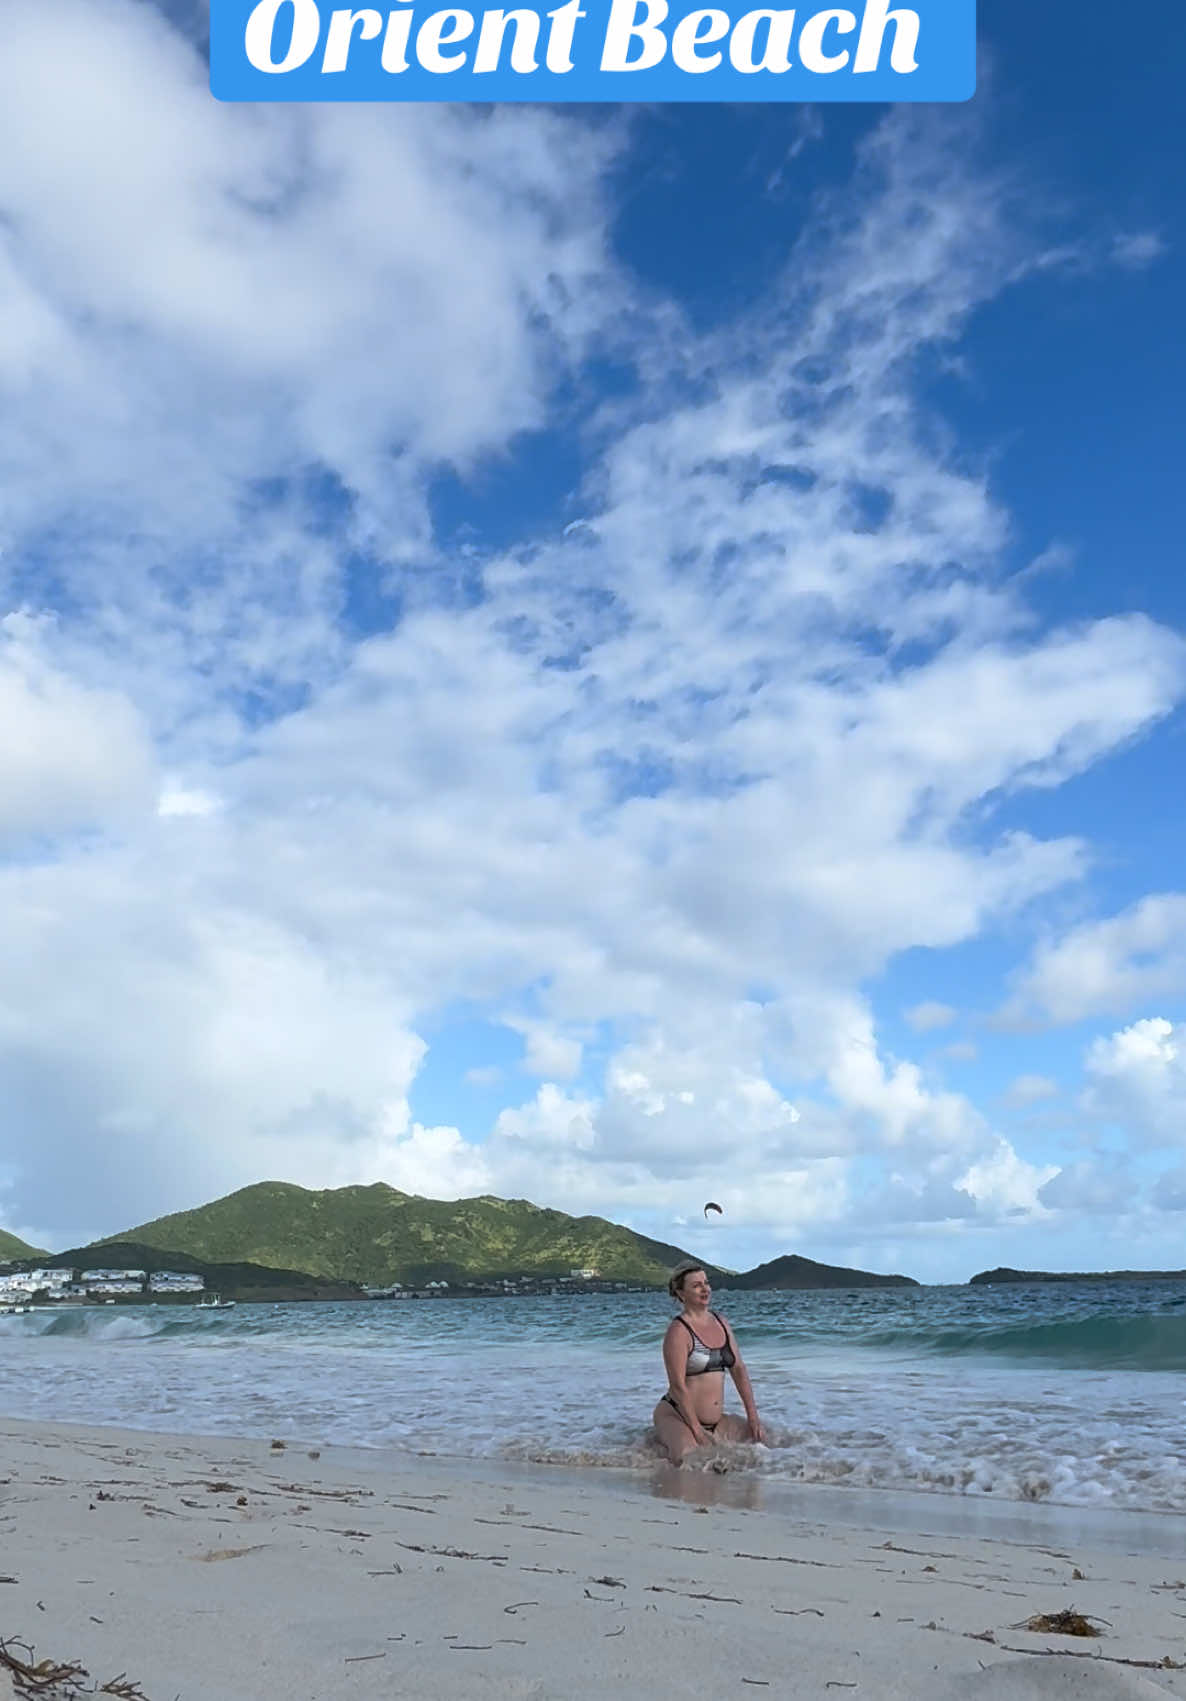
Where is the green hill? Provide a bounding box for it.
[0,1228,44,1262]
[724,1253,918,1290]
[96,1182,714,1288]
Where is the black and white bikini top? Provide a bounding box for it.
[678,1311,736,1376]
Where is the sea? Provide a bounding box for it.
[3,1282,1184,1517]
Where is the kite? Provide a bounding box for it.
[703,1201,723,1218]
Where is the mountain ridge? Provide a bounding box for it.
[94,1181,714,1288]
[83,1180,916,1290]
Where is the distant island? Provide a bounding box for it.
[970,1266,1186,1285]
[726,1254,917,1290]
[0,1181,918,1299]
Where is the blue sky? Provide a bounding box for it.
[0,0,1184,1281]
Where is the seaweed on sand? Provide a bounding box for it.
[0,1637,150,1698]
[1021,1608,1106,1637]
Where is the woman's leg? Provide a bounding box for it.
[653,1399,701,1465]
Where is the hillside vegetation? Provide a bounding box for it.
[0,1228,44,1261]
[97,1182,711,1288]
[728,1253,918,1289]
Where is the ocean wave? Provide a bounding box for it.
[855,1313,1186,1371]
[0,1308,237,1342]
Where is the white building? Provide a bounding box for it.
[0,1268,72,1296]
[149,1272,205,1293]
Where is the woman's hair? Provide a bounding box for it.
[667,1259,706,1300]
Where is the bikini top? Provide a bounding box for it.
[678,1312,736,1376]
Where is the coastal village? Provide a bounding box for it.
[0,1262,648,1308]
[0,1266,206,1307]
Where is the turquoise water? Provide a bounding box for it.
[2,1281,1184,1512]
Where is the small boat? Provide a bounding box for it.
[195,1294,236,1309]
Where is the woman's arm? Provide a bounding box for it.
[722,1320,765,1442]
[662,1322,710,1445]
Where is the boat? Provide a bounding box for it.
[195,1294,237,1309]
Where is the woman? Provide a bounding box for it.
[653,1260,765,1464]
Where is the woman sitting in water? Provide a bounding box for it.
[653,1260,765,1464]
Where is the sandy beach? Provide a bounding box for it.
[2,1420,1184,1700]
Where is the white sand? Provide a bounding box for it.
[2,1420,1184,1700]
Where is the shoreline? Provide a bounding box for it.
[5,1405,1185,1553]
[3,1416,1185,1699]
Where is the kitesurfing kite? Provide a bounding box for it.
[703,1201,722,1218]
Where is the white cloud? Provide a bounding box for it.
[492,1084,599,1155]
[464,1065,504,1089]
[0,865,429,1231]
[956,1140,1058,1217]
[1079,1017,1186,1147]
[0,0,620,715]
[503,1018,584,1081]
[158,781,221,818]
[905,1001,957,1032]
[1003,1073,1059,1106]
[1110,231,1166,269]
[0,613,156,841]
[375,1113,491,1201]
[1040,1159,1135,1215]
[791,994,983,1155]
[0,36,1180,1267]
[1002,894,1186,1025]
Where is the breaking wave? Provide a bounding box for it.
[855,1313,1186,1372]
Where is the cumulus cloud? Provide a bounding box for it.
[956,1140,1058,1217]
[1078,1017,1186,1147]
[376,1115,492,1201]
[1001,895,1186,1026]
